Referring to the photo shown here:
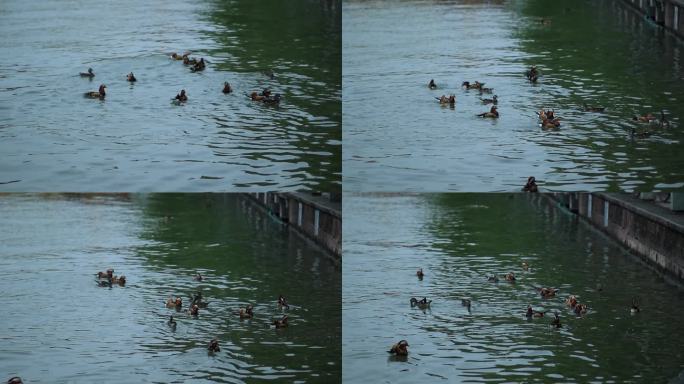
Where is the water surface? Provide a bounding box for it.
[0,194,341,383]
[343,193,684,383]
[0,0,341,191]
[343,0,684,192]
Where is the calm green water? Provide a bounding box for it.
[0,0,340,191]
[343,0,684,192]
[343,193,684,383]
[0,194,341,383]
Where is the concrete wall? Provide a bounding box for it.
[554,192,684,281]
[246,192,341,259]
[620,0,684,38]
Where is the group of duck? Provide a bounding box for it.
[79,51,281,106]
[96,270,290,354]
[387,263,642,357]
[428,65,671,134]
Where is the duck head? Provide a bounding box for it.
[462,81,470,88]
[99,84,107,96]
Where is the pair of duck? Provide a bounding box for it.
[462,81,493,94]
[95,269,126,286]
[250,89,282,105]
[565,295,588,316]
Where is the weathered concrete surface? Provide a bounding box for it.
[246,192,341,259]
[552,192,684,281]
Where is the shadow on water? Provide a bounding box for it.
[343,193,684,383]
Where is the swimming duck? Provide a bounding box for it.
[526,305,546,318]
[238,304,254,319]
[525,66,539,83]
[126,72,137,82]
[208,338,220,352]
[6,377,23,384]
[551,312,562,328]
[190,292,209,308]
[462,81,485,90]
[437,95,456,105]
[262,94,282,105]
[633,113,657,123]
[388,340,409,356]
[175,90,188,103]
[540,118,561,129]
[583,103,605,112]
[573,303,588,316]
[416,268,424,279]
[80,68,94,77]
[96,269,114,279]
[537,287,559,298]
[168,315,177,329]
[565,295,578,308]
[190,58,205,72]
[84,84,106,99]
[182,55,197,65]
[503,272,516,282]
[273,315,289,328]
[522,261,530,270]
[481,95,498,105]
[166,297,183,309]
[278,295,290,309]
[428,79,437,89]
[522,176,538,192]
[189,304,199,316]
[112,275,126,286]
[222,82,233,94]
[631,298,640,314]
[477,106,499,118]
[461,299,471,311]
[409,297,432,309]
[171,52,189,60]
[194,273,203,281]
[487,275,499,283]
[250,91,266,101]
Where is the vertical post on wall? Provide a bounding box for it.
[588,194,593,219]
[298,202,303,227]
[314,209,320,236]
[604,201,610,227]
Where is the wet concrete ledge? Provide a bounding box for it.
[619,0,684,39]
[549,192,684,281]
[244,192,341,259]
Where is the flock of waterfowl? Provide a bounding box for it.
[387,264,642,357]
[95,269,291,355]
[428,64,671,136]
[79,52,281,106]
